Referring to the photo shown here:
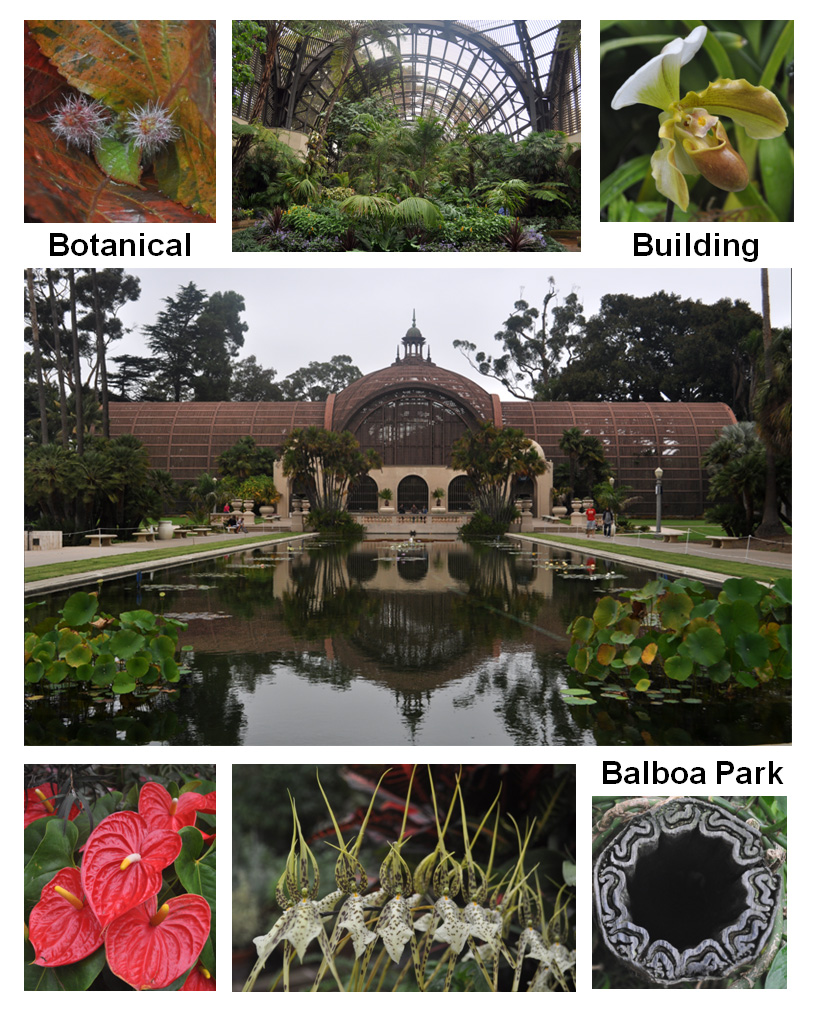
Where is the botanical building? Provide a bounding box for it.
[109,316,735,520]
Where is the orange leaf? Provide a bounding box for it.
[640,642,658,665]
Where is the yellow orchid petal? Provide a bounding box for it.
[679,79,788,138]
[651,115,690,211]
[612,26,707,111]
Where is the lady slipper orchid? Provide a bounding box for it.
[24,783,79,827]
[611,26,788,211]
[138,782,216,833]
[80,810,182,926]
[105,893,211,990]
[28,867,103,967]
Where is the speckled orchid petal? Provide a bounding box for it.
[519,927,550,962]
[378,894,416,963]
[612,26,707,110]
[253,899,324,963]
[336,894,377,958]
[679,79,788,138]
[462,901,502,945]
[432,897,470,954]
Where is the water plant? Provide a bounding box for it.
[564,575,791,705]
[24,769,215,990]
[242,766,574,992]
[25,590,189,697]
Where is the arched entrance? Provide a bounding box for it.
[448,475,474,512]
[347,474,378,512]
[398,475,428,514]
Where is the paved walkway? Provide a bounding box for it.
[24,530,311,594]
[514,527,791,583]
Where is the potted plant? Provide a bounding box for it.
[431,487,446,510]
[236,475,281,518]
[378,488,394,512]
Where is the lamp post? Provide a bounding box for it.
[654,466,663,535]
[607,476,615,537]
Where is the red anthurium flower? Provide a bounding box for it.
[81,810,182,927]
[28,867,103,967]
[139,783,215,832]
[106,893,212,991]
[24,783,80,828]
[180,963,216,990]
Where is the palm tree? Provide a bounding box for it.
[302,21,403,174]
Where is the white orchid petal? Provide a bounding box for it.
[611,26,707,110]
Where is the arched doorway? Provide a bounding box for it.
[347,475,378,512]
[448,475,474,512]
[512,475,536,514]
[398,475,428,514]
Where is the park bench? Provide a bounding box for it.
[172,529,190,538]
[133,530,155,543]
[706,536,742,548]
[660,533,681,543]
[85,533,115,548]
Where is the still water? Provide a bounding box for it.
[25,539,790,746]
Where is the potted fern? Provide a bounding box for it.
[378,488,394,512]
[431,487,446,512]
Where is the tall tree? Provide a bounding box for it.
[454,279,585,400]
[142,283,247,402]
[67,269,84,455]
[228,355,280,401]
[753,269,787,538]
[278,355,362,400]
[46,269,70,447]
[232,20,287,178]
[26,269,49,445]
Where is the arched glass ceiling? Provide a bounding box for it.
[235,20,580,140]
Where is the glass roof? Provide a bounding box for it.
[236,20,580,140]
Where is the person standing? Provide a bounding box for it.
[602,507,614,537]
[585,504,597,538]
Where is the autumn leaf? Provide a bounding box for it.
[26,20,214,218]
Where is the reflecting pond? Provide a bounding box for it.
[25,539,791,746]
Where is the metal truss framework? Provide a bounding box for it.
[235,20,580,140]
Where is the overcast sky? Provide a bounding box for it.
[106,267,791,399]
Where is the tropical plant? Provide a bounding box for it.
[701,422,767,535]
[378,488,393,505]
[451,423,548,538]
[242,766,574,992]
[24,767,215,990]
[217,435,277,480]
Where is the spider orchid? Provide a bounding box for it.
[246,798,345,992]
[612,26,787,211]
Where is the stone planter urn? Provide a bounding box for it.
[259,505,276,518]
[571,498,582,514]
[242,500,255,512]
[157,520,174,540]
[552,506,568,518]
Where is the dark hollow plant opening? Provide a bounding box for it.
[626,829,748,951]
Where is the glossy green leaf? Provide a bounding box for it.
[61,592,99,626]
[657,592,694,631]
[176,827,216,927]
[24,939,107,991]
[593,597,621,628]
[735,631,770,668]
[94,137,142,185]
[109,629,145,659]
[24,819,78,914]
[665,655,694,681]
[600,154,652,209]
[759,134,793,221]
[570,616,594,642]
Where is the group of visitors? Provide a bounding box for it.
[222,504,246,533]
[585,506,615,538]
[399,503,428,521]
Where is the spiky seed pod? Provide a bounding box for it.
[49,94,112,152]
[123,101,180,156]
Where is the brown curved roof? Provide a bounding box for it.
[331,360,498,431]
[109,402,325,482]
[503,401,737,516]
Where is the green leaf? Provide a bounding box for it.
[562,860,576,886]
[635,678,651,692]
[623,645,642,666]
[683,627,726,666]
[665,655,694,681]
[176,827,216,932]
[119,609,158,631]
[759,134,793,221]
[61,592,99,626]
[65,642,92,668]
[24,939,107,991]
[25,660,44,683]
[735,631,770,668]
[657,592,694,632]
[94,137,143,185]
[600,155,652,210]
[764,943,787,988]
[570,616,594,643]
[593,597,621,629]
[109,628,145,659]
[112,670,137,694]
[24,819,78,915]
